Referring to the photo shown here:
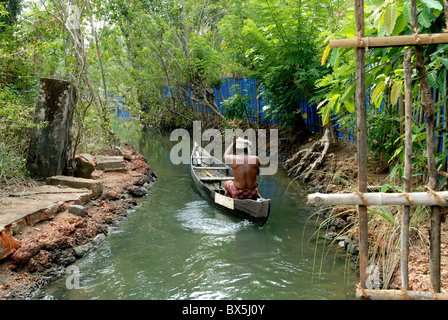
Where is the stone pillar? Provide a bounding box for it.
[27,78,77,178]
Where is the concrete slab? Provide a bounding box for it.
[98,156,124,161]
[0,184,95,260]
[9,185,91,197]
[46,176,103,197]
[96,156,126,171]
[0,185,94,232]
[0,198,59,232]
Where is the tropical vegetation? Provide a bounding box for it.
[2,0,448,291]
[319,0,448,186]
[0,0,341,184]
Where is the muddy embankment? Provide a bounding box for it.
[0,144,157,300]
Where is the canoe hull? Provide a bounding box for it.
[190,144,271,227]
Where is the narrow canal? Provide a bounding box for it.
[37,129,358,300]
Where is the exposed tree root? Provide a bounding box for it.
[285,128,331,181]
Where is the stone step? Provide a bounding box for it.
[96,156,127,172]
[46,176,103,198]
[9,185,91,197]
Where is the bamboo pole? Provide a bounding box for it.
[401,48,413,290]
[444,0,448,173]
[320,0,448,298]
[410,0,441,293]
[356,288,448,300]
[354,0,369,290]
[257,80,261,124]
[307,191,448,207]
[329,33,448,48]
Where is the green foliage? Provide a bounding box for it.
[2,0,448,188]
[0,0,21,29]
[368,107,401,162]
[317,0,448,186]
[189,33,223,86]
[102,0,230,127]
[221,90,251,121]
[0,85,38,184]
[218,0,332,131]
[0,2,42,185]
[0,2,7,28]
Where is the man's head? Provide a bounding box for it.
[235,137,252,155]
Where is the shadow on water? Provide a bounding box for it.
[37,126,358,300]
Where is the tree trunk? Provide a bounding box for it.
[87,0,107,104]
[41,1,113,142]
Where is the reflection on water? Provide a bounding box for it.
[37,128,358,300]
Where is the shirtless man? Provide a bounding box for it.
[223,136,260,199]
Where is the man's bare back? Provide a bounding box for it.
[223,137,260,189]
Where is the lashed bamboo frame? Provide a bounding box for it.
[307,0,446,298]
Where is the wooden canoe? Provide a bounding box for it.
[190,142,271,227]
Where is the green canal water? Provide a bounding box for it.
[37,130,358,300]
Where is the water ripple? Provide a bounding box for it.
[176,200,252,235]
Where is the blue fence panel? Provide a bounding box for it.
[175,76,323,129]
[175,77,446,154]
[116,97,130,117]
